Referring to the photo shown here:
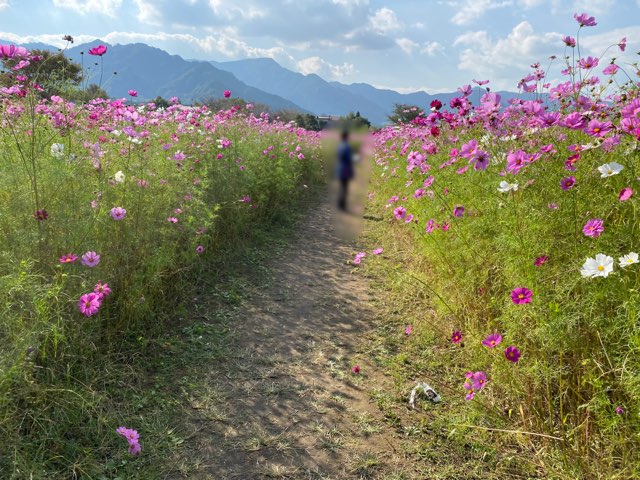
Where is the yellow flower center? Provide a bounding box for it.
[597,265,605,271]
[518,294,524,299]
[608,170,613,175]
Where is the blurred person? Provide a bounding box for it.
[336,129,353,211]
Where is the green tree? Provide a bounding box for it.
[67,83,108,103]
[1,49,83,98]
[339,111,371,130]
[387,103,424,125]
[294,113,322,131]
[152,96,171,109]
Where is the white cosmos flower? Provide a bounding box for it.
[580,253,614,278]
[50,143,64,159]
[597,162,624,178]
[114,170,125,183]
[619,252,639,268]
[497,180,519,193]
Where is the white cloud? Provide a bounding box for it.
[369,7,400,33]
[450,0,512,25]
[422,41,445,56]
[0,0,9,10]
[132,0,161,25]
[396,37,418,54]
[51,0,123,17]
[207,0,266,20]
[517,0,617,14]
[0,30,291,61]
[453,21,561,87]
[297,56,355,79]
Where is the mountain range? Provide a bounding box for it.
[2,39,526,125]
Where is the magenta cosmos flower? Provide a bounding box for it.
[0,44,28,58]
[471,371,487,390]
[405,325,412,336]
[128,89,138,97]
[110,207,126,220]
[511,287,533,304]
[78,292,101,317]
[94,281,111,298]
[88,44,107,56]
[372,248,383,255]
[451,330,463,343]
[482,333,502,348]
[116,426,142,456]
[393,206,406,220]
[81,251,100,267]
[534,255,549,266]
[59,253,78,264]
[583,218,604,238]
[196,245,205,254]
[560,176,576,190]
[463,381,475,401]
[223,90,231,98]
[504,346,521,363]
[574,12,596,27]
[619,188,633,202]
[351,365,361,374]
[453,205,464,217]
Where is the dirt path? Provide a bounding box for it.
[169,199,417,479]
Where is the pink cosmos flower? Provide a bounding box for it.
[511,287,533,304]
[223,90,231,98]
[167,217,179,223]
[578,56,598,70]
[353,252,366,265]
[196,245,205,254]
[424,175,435,187]
[574,12,596,27]
[393,206,406,220]
[94,282,111,298]
[453,205,464,217]
[603,64,619,75]
[471,371,487,390]
[619,37,627,52]
[451,330,463,344]
[351,365,361,374]
[110,207,126,220]
[615,406,625,415]
[405,325,412,336]
[81,251,100,267]
[504,346,521,363]
[583,218,604,238]
[482,333,502,348]
[562,36,576,47]
[560,176,576,190]
[535,255,549,266]
[619,188,633,202]
[59,253,78,264]
[128,89,138,97]
[425,218,437,234]
[0,44,28,58]
[88,44,107,56]
[116,426,142,456]
[78,293,101,317]
[584,119,612,137]
[372,248,384,255]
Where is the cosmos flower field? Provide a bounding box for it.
[359,12,640,476]
[0,43,322,472]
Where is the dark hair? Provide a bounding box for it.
[341,130,349,141]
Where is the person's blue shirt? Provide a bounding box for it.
[336,140,353,180]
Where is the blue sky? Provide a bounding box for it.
[0,0,638,93]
